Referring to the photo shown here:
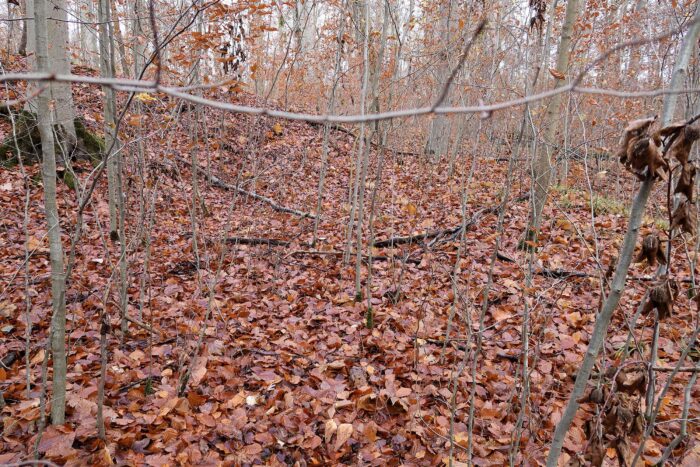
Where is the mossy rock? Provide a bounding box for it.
[0,109,42,166]
[0,109,104,167]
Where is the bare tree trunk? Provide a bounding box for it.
[527,0,581,241]
[98,0,120,240]
[424,0,455,160]
[312,3,346,245]
[545,178,653,466]
[110,0,131,77]
[18,0,27,56]
[33,0,68,426]
[47,0,76,152]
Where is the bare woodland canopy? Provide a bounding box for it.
[1,0,700,465]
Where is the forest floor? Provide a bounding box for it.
[1,59,699,466]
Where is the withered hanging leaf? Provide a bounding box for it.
[675,163,696,202]
[529,0,546,32]
[634,234,667,267]
[576,386,605,404]
[623,116,658,135]
[549,68,566,80]
[667,125,700,165]
[671,200,697,235]
[642,277,678,320]
[656,120,686,138]
[624,134,668,180]
[617,116,668,180]
[583,437,606,467]
[615,366,647,396]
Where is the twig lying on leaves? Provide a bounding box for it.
[372,194,529,248]
[290,249,421,265]
[226,237,291,246]
[174,157,315,219]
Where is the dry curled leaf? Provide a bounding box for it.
[626,135,668,180]
[671,200,697,235]
[643,276,678,320]
[675,163,696,202]
[615,365,647,396]
[334,423,353,450]
[549,68,566,80]
[667,125,700,165]
[635,234,667,267]
[617,116,668,180]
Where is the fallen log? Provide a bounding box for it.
[175,157,315,219]
[227,237,291,246]
[290,249,421,264]
[372,194,529,249]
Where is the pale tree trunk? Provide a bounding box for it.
[132,0,145,78]
[424,0,455,160]
[545,5,700,464]
[98,0,120,239]
[312,3,346,245]
[25,0,36,111]
[33,0,68,426]
[47,0,76,153]
[19,0,28,56]
[110,1,131,77]
[527,0,581,241]
[25,0,76,154]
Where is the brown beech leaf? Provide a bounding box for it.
[635,233,667,267]
[675,163,696,202]
[615,366,647,396]
[657,120,687,137]
[549,68,566,80]
[583,437,606,467]
[334,423,353,450]
[642,276,679,320]
[671,200,698,235]
[625,134,668,180]
[668,125,700,165]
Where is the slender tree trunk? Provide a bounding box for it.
[312,3,346,245]
[98,0,120,239]
[18,0,27,56]
[424,0,455,160]
[527,0,581,240]
[110,0,131,77]
[353,0,371,299]
[33,0,68,426]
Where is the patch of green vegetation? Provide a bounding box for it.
[61,170,77,191]
[591,195,628,216]
[654,218,670,232]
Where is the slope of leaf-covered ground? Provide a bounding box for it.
[1,63,699,465]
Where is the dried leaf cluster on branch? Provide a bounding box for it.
[665,122,699,235]
[573,364,647,467]
[572,116,700,466]
[617,115,668,181]
[621,117,699,317]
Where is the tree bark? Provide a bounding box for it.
[528,0,581,239]
[47,0,76,151]
[424,0,456,160]
[98,0,120,239]
[33,0,68,426]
